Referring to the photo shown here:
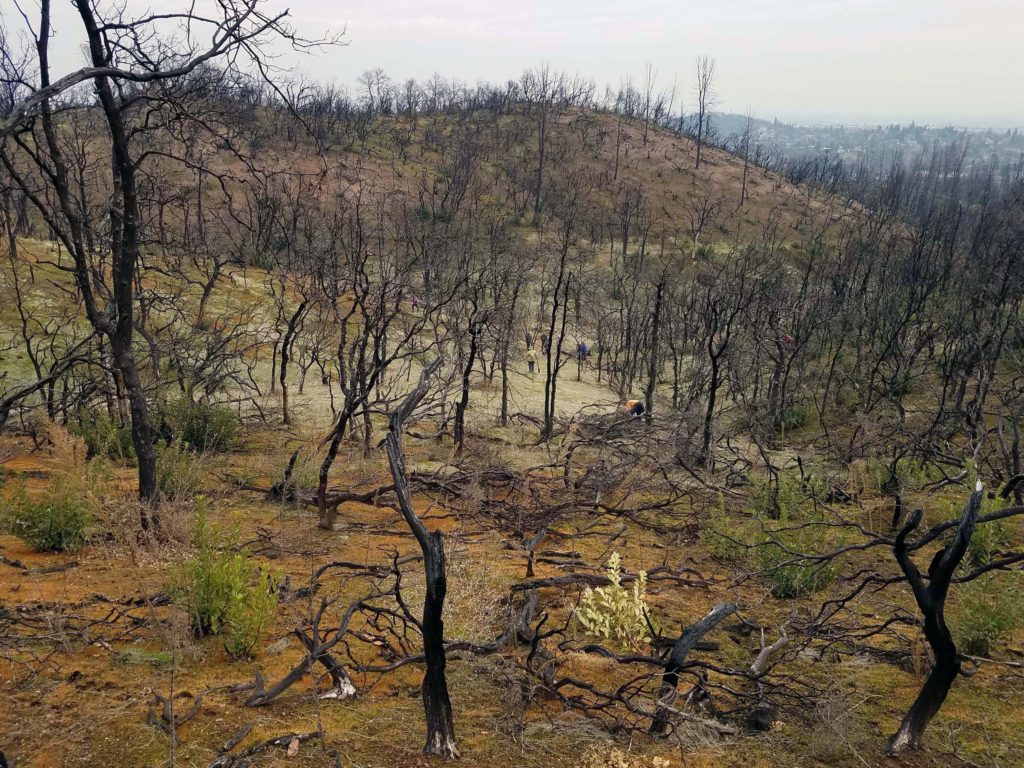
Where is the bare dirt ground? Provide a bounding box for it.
[3,362,1023,768]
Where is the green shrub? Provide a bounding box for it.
[953,574,1023,657]
[694,243,715,260]
[156,441,204,500]
[749,470,823,521]
[704,493,752,561]
[757,527,836,598]
[246,250,277,271]
[4,477,94,552]
[71,413,135,462]
[2,425,100,552]
[779,404,810,432]
[966,519,1007,567]
[575,553,658,650]
[855,457,941,497]
[889,375,914,399]
[172,501,278,659]
[271,444,320,501]
[223,566,279,660]
[115,647,174,669]
[835,384,861,413]
[162,398,238,452]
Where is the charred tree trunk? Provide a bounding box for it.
[643,279,664,423]
[279,299,307,426]
[79,1,158,512]
[887,486,981,755]
[543,258,571,440]
[533,111,546,218]
[701,349,721,466]
[109,336,158,514]
[499,337,511,427]
[384,359,459,759]
[766,346,786,436]
[317,400,358,530]
[453,319,479,454]
[650,602,735,734]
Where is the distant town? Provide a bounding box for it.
[715,112,1024,170]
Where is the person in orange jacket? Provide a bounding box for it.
[624,399,645,417]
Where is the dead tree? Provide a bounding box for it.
[643,275,664,423]
[0,0,330,525]
[384,358,459,758]
[279,298,309,426]
[782,477,1024,756]
[738,110,755,207]
[650,602,736,734]
[887,484,981,754]
[685,178,725,261]
[453,312,483,454]
[693,56,716,170]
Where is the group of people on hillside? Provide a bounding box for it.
[524,337,591,375]
[522,336,645,419]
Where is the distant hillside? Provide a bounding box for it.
[264,106,838,258]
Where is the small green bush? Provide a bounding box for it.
[575,553,658,650]
[2,425,100,552]
[855,457,941,497]
[3,477,94,552]
[953,574,1023,657]
[694,243,715,260]
[71,413,135,462]
[966,519,1007,567]
[749,470,823,521]
[704,493,752,561]
[115,647,174,669]
[162,398,238,452]
[779,404,810,432]
[835,384,861,413]
[889,375,914,399]
[271,445,320,501]
[156,441,204,500]
[223,566,279,660]
[172,501,278,659]
[757,527,836,598]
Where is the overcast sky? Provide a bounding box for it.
[19,0,1024,127]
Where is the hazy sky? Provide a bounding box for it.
[17,0,1024,127]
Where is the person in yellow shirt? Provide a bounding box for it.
[526,347,538,375]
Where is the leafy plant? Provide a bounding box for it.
[271,443,321,501]
[704,493,751,561]
[966,518,1008,568]
[953,574,1023,657]
[2,425,100,552]
[223,566,280,660]
[749,470,823,521]
[757,527,836,598]
[71,412,135,462]
[779,404,810,432]
[853,457,941,497]
[4,476,94,552]
[162,397,238,452]
[575,553,658,649]
[172,500,278,659]
[115,647,174,668]
[156,441,204,500]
